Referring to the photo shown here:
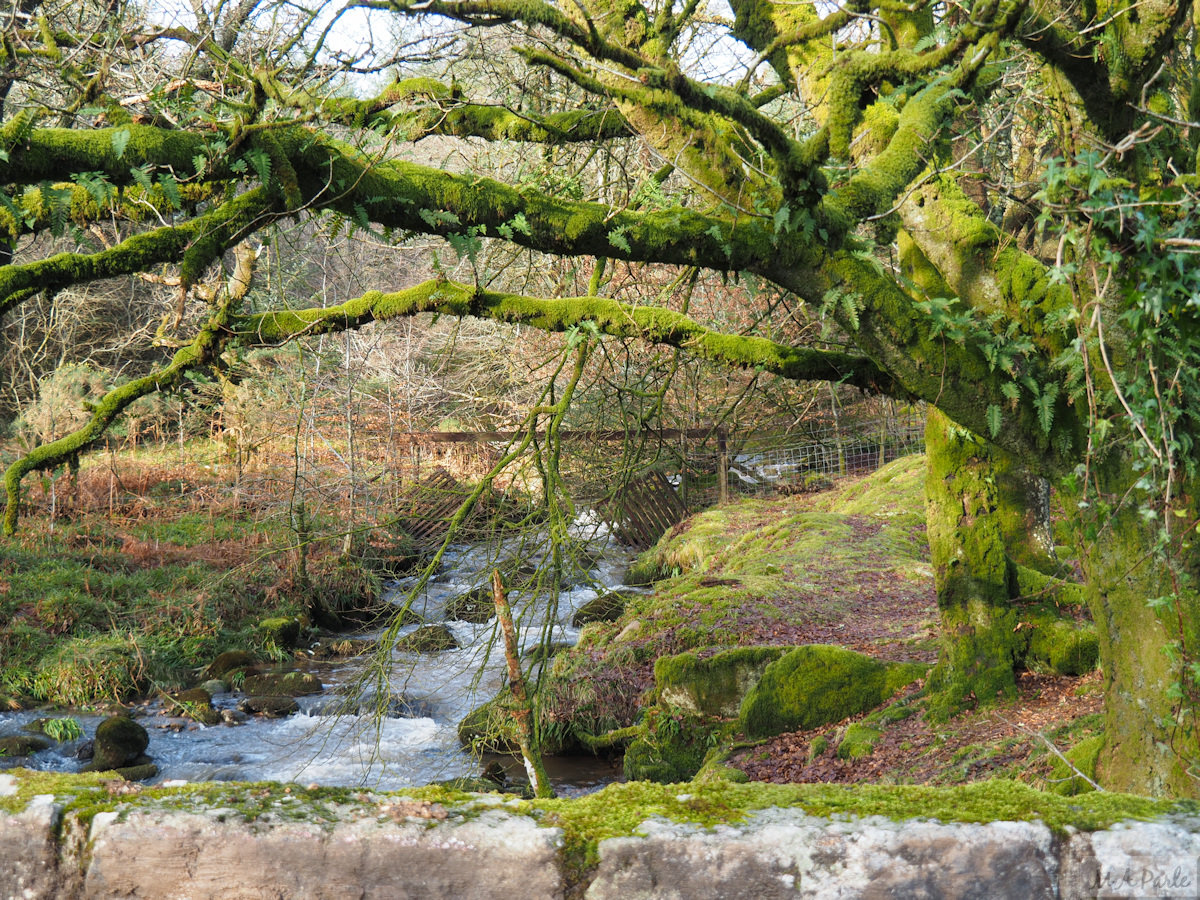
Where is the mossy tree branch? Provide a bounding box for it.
[0,186,276,319]
[256,72,632,144]
[0,254,258,533]
[238,278,901,395]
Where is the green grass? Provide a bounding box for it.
[0,517,305,706]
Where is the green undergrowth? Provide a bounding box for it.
[2,772,1188,879]
[0,516,306,706]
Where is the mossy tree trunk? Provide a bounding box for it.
[1079,468,1200,796]
[924,409,1023,717]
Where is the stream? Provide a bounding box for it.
[0,516,638,796]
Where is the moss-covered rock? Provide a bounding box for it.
[656,647,787,718]
[623,730,710,783]
[111,762,158,782]
[837,723,883,759]
[572,592,631,627]
[164,687,220,725]
[238,695,300,717]
[1049,735,1104,796]
[205,650,258,680]
[0,735,51,757]
[738,645,927,739]
[82,715,149,772]
[445,587,495,624]
[258,616,303,650]
[241,671,323,697]
[310,559,382,629]
[349,528,425,577]
[22,717,83,742]
[457,688,573,756]
[395,625,459,653]
[1026,617,1099,676]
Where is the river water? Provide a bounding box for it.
[0,518,636,794]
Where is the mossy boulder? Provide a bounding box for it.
[656,647,787,718]
[82,716,149,772]
[623,558,662,586]
[1026,617,1099,676]
[258,617,303,650]
[239,696,300,717]
[205,650,258,680]
[241,671,323,697]
[1049,735,1104,796]
[738,645,927,739]
[22,717,83,742]
[112,762,158,782]
[622,706,730,783]
[623,731,710,784]
[572,592,631,627]
[164,687,220,725]
[837,723,883,760]
[457,697,519,754]
[0,735,51,757]
[395,625,459,653]
[445,587,495,624]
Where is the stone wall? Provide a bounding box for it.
[3,774,1199,899]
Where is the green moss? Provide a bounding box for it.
[1049,735,1105,796]
[536,777,1188,879]
[655,647,786,718]
[837,723,883,759]
[0,735,51,757]
[258,617,302,650]
[572,591,629,626]
[1025,616,1099,676]
[623,728,710,783]
[242,671,322,697]
[738,645,927,738]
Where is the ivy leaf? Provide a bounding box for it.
[111,128,131,160]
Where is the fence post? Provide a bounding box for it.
[717,429,729,505]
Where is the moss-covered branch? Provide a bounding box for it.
[1009,560,1087,607]
[899,175,1073,354]
[238,278,900,394]
[821,249,1083,472]
[2,309,231,534]
[257,73,631,144]
[0,187,274,318]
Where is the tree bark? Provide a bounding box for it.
[1080,468,1200,796]
[924,409,1023,718]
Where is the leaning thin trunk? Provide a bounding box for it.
[491,570,554,798]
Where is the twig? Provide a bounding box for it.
[994,712,1104,792]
